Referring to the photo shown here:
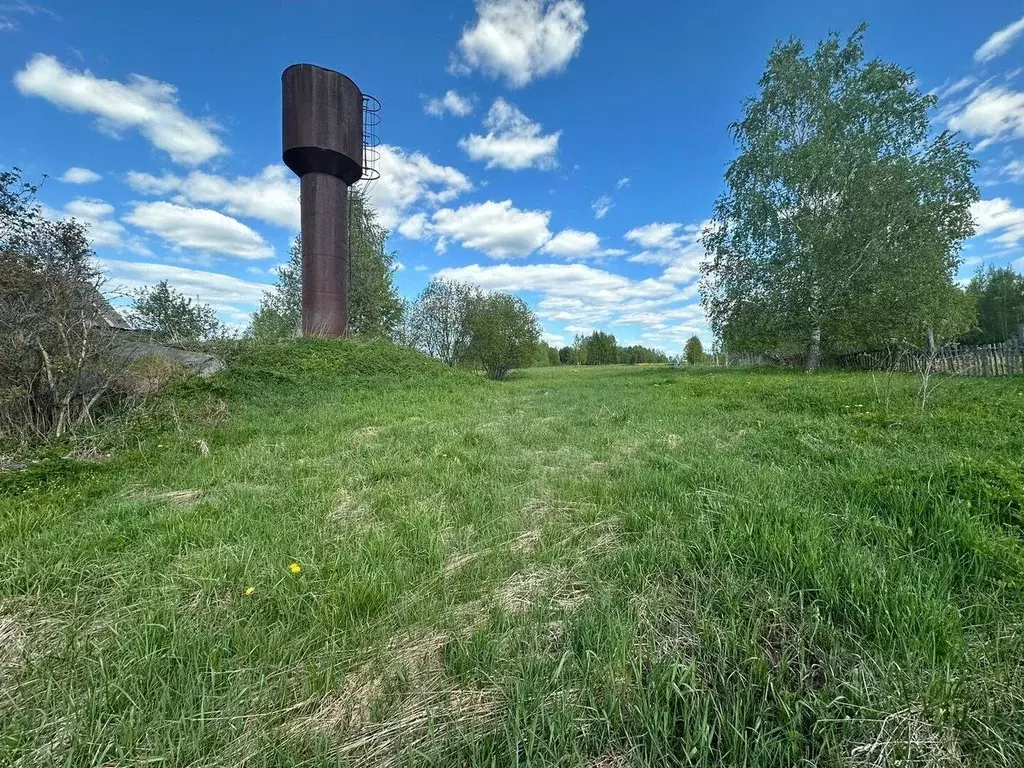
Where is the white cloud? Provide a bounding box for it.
[368,144,474,229]
[625,221,683,250]
[13,54,224,165]
[413,264,429,272]
[540,228,626,260]
[424,89,474,117]
[616,303,704,329]
[124,201,273,259]
[60,166,101,184]
[542,331,564,346]
[434,261,700,343]
[124,170,181,195]
[1003,158,1024,181]
[101,258,269,323]
[932,76,976,101]
[947,83,1024,150]
[46,196,150,255]
[437,262,674,309]
[459,98,560,170]
[128,151,466,235]
[127,165,299,229]
[397,212,429,240]
[450,0,587,88]
[971,197,1024,247]
[0,2,55,32]
[975,16,1024,64]
[624,219,711,284]
[591,195,613,219]
[616,177,630,189]
[430,200,552,258]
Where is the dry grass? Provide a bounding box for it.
[509,529,542,555]
[630,585,701,660]
[444,551,482,575]
[291,628,499,764]
[0,615,28,670]
[326,489,375,528]
[493,567,589,615]
[155,489,203,505]
[12,718,75,768]
[586,751,633,768]
[848,705,965,767]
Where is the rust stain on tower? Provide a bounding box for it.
[282,64,365,337]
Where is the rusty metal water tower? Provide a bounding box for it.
[282,64,379,337]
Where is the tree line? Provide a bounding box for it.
[963,266,1024,346]
[553,331,668,366]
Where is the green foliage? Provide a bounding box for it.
[571,334,588,365]
[249,238,301,341]
[464,291,540,380]
[617,344,668,364]
[0,167,123,440]
[965,265,1024,344]
[583,331,618,365]
[531,341,561,367]
[684,335,705,364]
[248,188,403,339]
[702,24,979,370]
[408,278,476,365]
[129,280,226,342]
[222,337,477,399]
[564,332,666,366]
[348,187,404,337]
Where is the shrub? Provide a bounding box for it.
[408,278,475,365]
[464,292,540,380]
[129,280,226,342]
[0,168,123,439]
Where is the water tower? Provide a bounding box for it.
[282,64,379,337]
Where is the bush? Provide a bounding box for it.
[464,292,540,380]
[129,280,226,342]
[0,168,124,440]
[408,278,475,365]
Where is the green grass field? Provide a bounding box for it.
[2,340,1023,767]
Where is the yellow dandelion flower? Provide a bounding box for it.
[244,586,256,596]
[289,562,302,575]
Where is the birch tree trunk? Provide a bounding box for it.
[805,326,822,372]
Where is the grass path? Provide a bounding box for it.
[2,340,1023,766]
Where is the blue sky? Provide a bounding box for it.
[3,0,1024,351]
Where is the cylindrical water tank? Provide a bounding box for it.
[282,64,364,185]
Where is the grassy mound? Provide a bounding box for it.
[210,336,480,398]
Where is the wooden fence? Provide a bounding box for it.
[832,342,1024,377]
[726,341,1024,377]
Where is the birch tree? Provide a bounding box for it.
[701,25,977,370]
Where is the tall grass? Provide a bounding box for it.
[1,340,1022,766]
